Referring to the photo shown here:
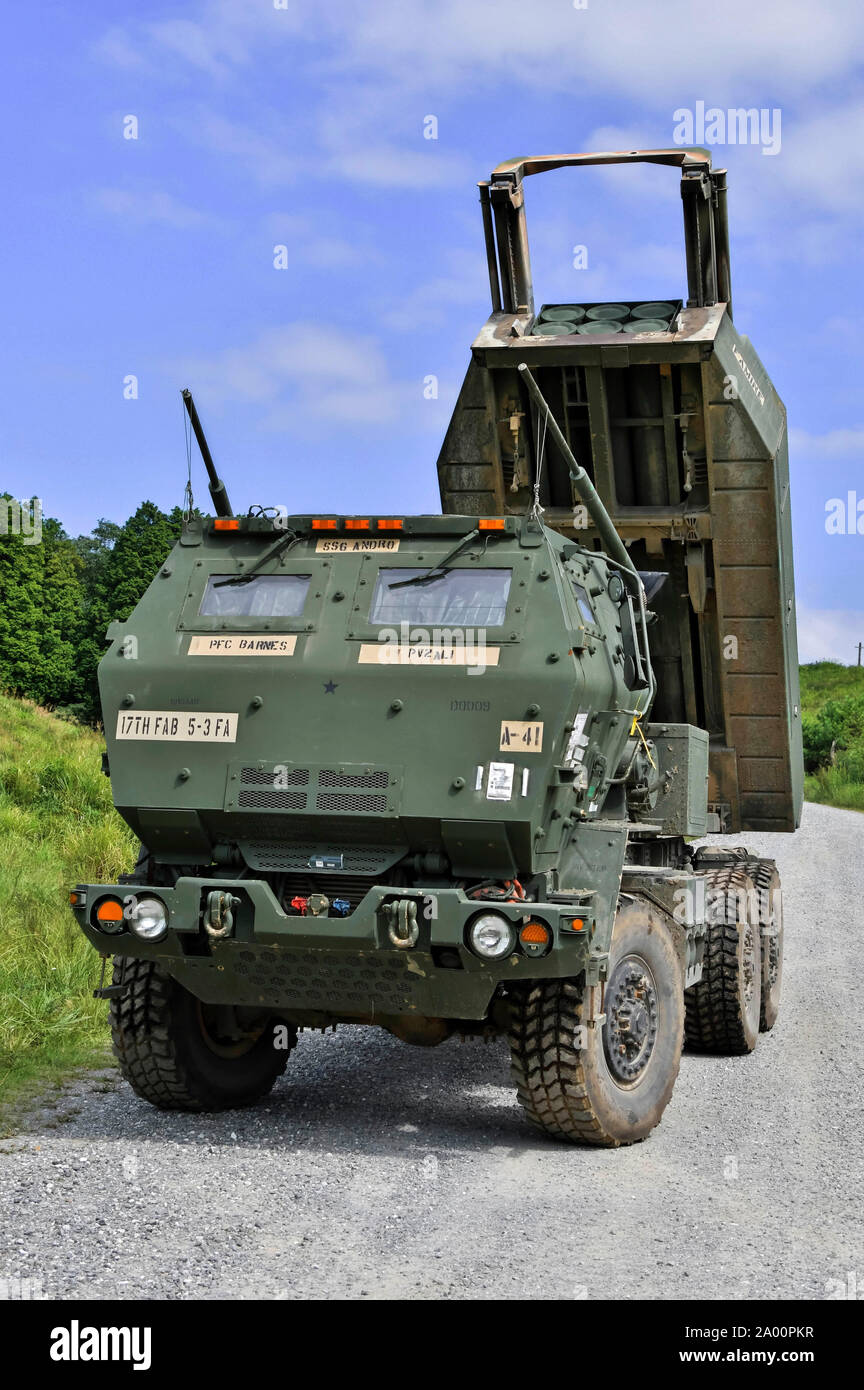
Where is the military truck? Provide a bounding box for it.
[70,149,800,1146]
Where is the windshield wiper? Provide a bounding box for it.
[388,529,481,590]
[214,529,301,587]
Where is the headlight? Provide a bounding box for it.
[468,912,516,960]
[127,895,168,941]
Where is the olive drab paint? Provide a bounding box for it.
[69,150,795,1143]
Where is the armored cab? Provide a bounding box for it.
[437,150,803,834]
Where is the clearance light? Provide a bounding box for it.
[312,519,338,531]
[478,518,506,531]
[345,519,371,531]
[213,518,240,531]
[95,899,123,923]
[377,519,403,531]
[520,920,551,947]
[563,917,586,932]
[93,897,125,935]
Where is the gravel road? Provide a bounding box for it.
[1,801,862,1302]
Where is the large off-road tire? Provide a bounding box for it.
[110,957,294,1111]
[684,867,761,1054]
[508,900,685,1147]
[747,859,783,1032]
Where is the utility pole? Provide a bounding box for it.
[857,642,863,667]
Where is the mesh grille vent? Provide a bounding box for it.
[237,766,310,810]
[240,841,403,874]
[316,791,388,814]
[229,765,393,816]
[238,788,307,810]
[240,767,309,787]
[318,768,389,790]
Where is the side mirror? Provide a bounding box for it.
[638,571,669,605]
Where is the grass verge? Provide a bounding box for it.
[0,694,136,1123]
[800,662,864,813]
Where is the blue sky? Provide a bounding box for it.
[1,0,862,662]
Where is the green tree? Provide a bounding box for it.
[78,501,182,721]
[0,498,88,708]
[38,518,86,706]
[72,518,123,590]
[0,496,47,700]
[1,497,186,723]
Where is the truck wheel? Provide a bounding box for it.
[684,867,761,1054]
[508,900,684,1147]
[109,957,294,1111]
[748,860,783,1032]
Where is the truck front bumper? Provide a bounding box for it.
[71,879,595,1022]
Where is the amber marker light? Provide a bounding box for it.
[93,898,126,934]
[519,920,551,947]
[213,518,240,531]
[344,519,371,530]
[311,519,338,531]
[95,899,123,923]
[563,917,586,932]
[376,519,403,530]
[478,518,506,530]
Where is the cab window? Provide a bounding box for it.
[369,568,512,627]
[199,574,311,618]
[570,581,594,625]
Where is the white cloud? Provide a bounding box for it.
[323,142,467,190]
[94,188,212,228]
[99,1,863,98]
[172,323,407,426]
[723,98,864,232]
[164,99,468,193]
[320,1,864,102]
[789,427,864,459]
[381,249,485,330]
[146,19,242,79]
[92,27,149,70]
[183,112,301,186]
[95,1,310,77]
[168,323,463,450]
[262,213,371,269]
[309,85,471,189]
[797,607,864,665]
[93,3,864,220]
